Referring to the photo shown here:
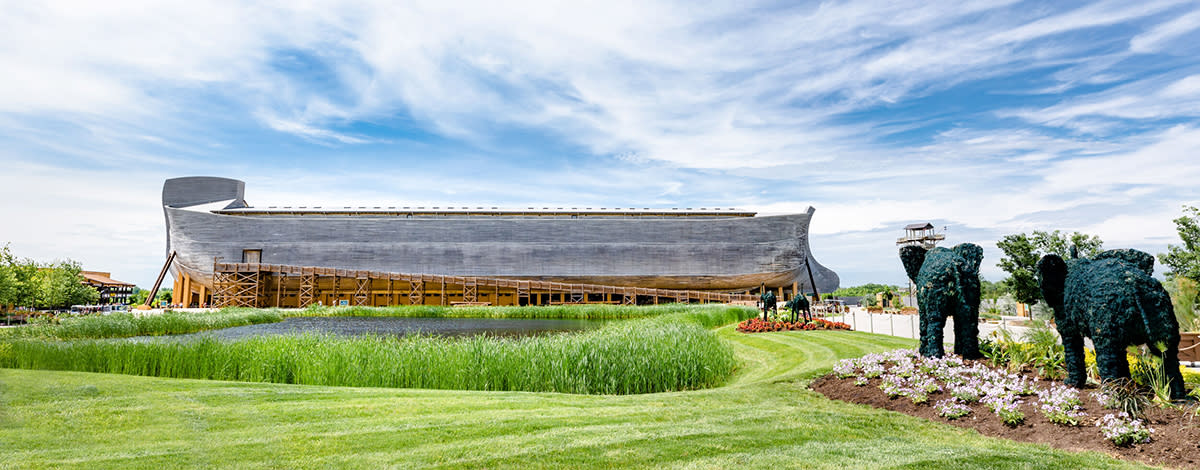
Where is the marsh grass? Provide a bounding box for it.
[0,305,754,394]
[0,309,283,340]
[0,304,713,340]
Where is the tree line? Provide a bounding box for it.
[0,244,99,310]
[986,205,1198,330]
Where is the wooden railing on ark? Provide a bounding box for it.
[210,262,759,308]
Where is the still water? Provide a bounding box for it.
[133,316,607,342]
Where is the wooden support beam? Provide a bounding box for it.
[409,278,424,305]
[463,277,477,303]
[181,273,192,308]
[353,275,369,306]
[299,271,316,308]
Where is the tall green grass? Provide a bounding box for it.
[0,309,283,340]
[0,304,722,340]
[0,305,755,394]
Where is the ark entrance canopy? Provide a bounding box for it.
[161,176,840,305]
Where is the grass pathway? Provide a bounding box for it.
[0,329,1152,469]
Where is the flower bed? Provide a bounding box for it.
[811,349,1200,469]
[735,318,852,333]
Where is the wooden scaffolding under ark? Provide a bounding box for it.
[208,262,760,309]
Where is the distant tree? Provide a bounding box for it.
[979,278,1010,303]
[128,287,148,306]
[833,283,902,298]
[1031,230,1104,259]
[1159,205,1200,283]
[997,230,1103,305]
[0,245,38,308]
[0,245,16,307]
[155,288,173,305]
[860,294,877,307]
[33,260,99,309]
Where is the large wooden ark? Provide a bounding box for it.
[163,177,839,307]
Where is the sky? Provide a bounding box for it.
[2,0,1199,290]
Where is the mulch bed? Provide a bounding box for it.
[811,364,1200,469]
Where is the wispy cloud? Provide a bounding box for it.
[2,0,1200,288]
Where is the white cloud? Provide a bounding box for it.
[1130,10,1200,53]
[3,0,1200,289]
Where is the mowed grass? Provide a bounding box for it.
[0,306,752,394]
[0,327,1150,469]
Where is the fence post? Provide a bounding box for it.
[869,310,874,334]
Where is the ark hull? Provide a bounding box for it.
[163,177,839,295]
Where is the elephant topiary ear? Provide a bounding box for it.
[899,246,927,282]
[1094,249,1154,276]
[952,243,984,274]
[1037,254,1067,312]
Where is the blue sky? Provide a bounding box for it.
[2,0,1199,290]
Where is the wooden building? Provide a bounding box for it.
[162,177,840,308]
[80,271,135,305]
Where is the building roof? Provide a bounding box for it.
[80,271,134,286]
[214,206,757,218]
[904,222,934,230]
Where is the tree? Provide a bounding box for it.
[128,287,149,306]
[997,230,1103,305]
[832,284,901,298]
[33,260,99,309]
[0,244,38,308]
[0,245,16,307]
[979,278,1010,303]
[155,288,173,305]
[1159,204,1200,282]
[1031,230,1103,259]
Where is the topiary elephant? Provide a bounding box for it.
[900,243,984,359]
[1038,249,1187,399]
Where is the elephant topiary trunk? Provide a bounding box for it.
[900,243,984,359]
[1038,249,1188,399]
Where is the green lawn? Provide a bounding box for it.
[0,327,1151,469]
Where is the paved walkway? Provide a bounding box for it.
[825,307,1035,343]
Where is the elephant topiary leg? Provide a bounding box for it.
[1154,343,1189,399]
[1061,334,1086,388]
[1093,338,1132,383]
[920,314,947,358]
[952,313,982,359]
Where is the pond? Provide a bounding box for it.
[132,316,608,342]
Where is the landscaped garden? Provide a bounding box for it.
[813,341,1200,468]
[0,304,1183,469]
